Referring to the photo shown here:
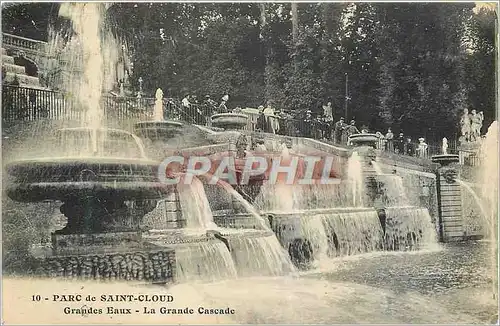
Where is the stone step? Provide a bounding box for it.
[3,62,26,74]
[2,54,15,64]
[443,228,464,236]
[443,220,463,227]
[5,72,40,86]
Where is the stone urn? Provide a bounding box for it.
[210,113,248,130]
[348,133,380,148]
[134,121,183,141]
[431,154,460,167]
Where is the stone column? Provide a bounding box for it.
[432,154,462,242]
[436,166,463,241]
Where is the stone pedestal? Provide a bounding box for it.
[432,154,463,242]
[436,166,463,241]
[142,189,186,229]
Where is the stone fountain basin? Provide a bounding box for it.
[431,154,460,165]
[211,113,248,129]
[134,121,183,140]
[348,133,380,147]
[6,157,171,202]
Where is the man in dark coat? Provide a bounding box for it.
[334,117,346,144]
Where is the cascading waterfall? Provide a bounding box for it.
[347,152,365,207]
[271,208,385,265]
[383,206,438,250]
[228,232,297,277]
[144,174,295,281]
[177,177,218,230]
[467,121,498,299]
[370,160,438,250]
[255,182,368,212]
[174,240,238,283]
[262,147,441,267]
[374,174,410,207]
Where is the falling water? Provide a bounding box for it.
[177,177,218,230]
[144,174,295,281]
[270,208,385,265]
[372,160,383,174]
[374,174,410,207]
[347,152,364,207]
[174,240,238,283]
[383,206,438,250]
[474,121,498,298]
[228,232,297,277]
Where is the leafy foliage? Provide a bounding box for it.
[1,3,496,140]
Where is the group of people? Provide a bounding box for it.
[254,102,281,134]
[175,93,231,124]
[377,128,429,158]
[168,96,436,159]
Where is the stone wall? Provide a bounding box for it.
[35,248,176,284]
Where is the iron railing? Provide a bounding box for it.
[3,85,470,164]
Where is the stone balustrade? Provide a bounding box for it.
[2,33,48,53]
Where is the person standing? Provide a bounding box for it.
[182,94,190,108]
[395,132,405,154]
[322,102,334,140]
[263,101,280,134]
[345,119,360,145]
[405,138,414,156]
[203,95,216,125]
[255,105,267,132]
[218,95,229,113]
[385,128,394,152]
[416,138,428,158]
[334,117,346,144]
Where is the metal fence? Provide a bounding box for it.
[2,85,464,163]
[1,85,208,124]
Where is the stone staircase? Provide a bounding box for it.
[2,47,48,90]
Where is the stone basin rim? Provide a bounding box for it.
[6,156,159,166]
[7,181,172,202]
[135,120,183,127]
[431,154,460,163]
[211,113,249,119]
[264,205,424,216]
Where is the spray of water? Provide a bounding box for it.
[472,121,498,298]
[347,152,364,207]
[177,176,218,230]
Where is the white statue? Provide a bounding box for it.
[460,108,471,142]
[470,109,483,142]
[442,137,448,155]
[154,88,164,121]
[322,102,333,121]
[155,88,163,101]
[477,111,484,138]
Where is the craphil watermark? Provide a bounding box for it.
[157,155,342,185]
